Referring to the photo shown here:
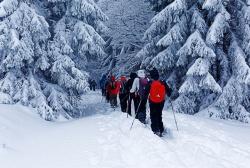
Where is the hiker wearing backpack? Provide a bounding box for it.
[147,68,171,137]
[126,72,138,116]
[107,76,119,108]
[100,74,107,96]
[130,70,149,124]
[119,75,128,112]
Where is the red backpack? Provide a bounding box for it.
[149,80,166,103]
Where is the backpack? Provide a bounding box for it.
[138,78,148,99]
[120,81,127,94]
[149,80,166,103]
[110,81,116,90]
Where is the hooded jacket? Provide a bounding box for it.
[130,70,149,94]
[107,76,120,95]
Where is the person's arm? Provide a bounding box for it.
[162,81,172,97]
[145,81,152,98]
[130,78,139,93]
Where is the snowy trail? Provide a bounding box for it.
[1,91,250,168]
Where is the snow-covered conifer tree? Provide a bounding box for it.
[48,0,107,71]
[0,1,55,120]
[43,0,108,118]
[139,0,250,121]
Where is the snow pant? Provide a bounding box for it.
[127,93,140,116]
[119,93,128,112]
[149,101,165,134]
[110,94,118,107]
[93,86,96,91]
[101,88,106,96]
[106,92,110,103]
[137,98,147,123]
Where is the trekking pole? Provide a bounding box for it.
[130,100,142,130]
[126,95,130,118]
[169,100,179,131]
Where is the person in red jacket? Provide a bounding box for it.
[107,76,120,108]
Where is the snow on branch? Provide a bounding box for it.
[199,73,222,93]
[179,77,200,94]
[157,15,187,47]
[229,41,250,85]
[206,12,230,45]
[177,30,216,59]
[144,0,187,39]
[187,58,210,76]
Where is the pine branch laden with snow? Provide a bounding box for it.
[179,77,200,94]
[229,41,250,85]
[176,30,216,63]
[157,15,188,47]
[190,9,208,36]
[144,0,187,40]
[214,78,250,123]
[0,0,18,18]
[186,58,210,76]
[150,45,178,70]
[206,12,230,45]
[173,94,198,114]
[199,73,222,93]
[49,0,107,80]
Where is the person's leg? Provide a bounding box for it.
[127,94,132,115]
[122,95,128,112]
[110,95,113,107]
[110,95,116,107]
[114,95,118,107]
[134,95,140,118]
[150,102,158,133]
[102,88,105,96]
[137,98,147,123]
[119,94,127,112]
[106,92,110,103]
[93,86,96,91]
[158,101,165,134]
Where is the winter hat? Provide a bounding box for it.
[137,70,146,78]
[149,68,159,80]
[120,76,126,81]
[130,72,137,79]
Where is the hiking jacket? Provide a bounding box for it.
[107,81,120,96]
[130,77,149,94]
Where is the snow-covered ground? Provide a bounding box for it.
[1,91,250,168]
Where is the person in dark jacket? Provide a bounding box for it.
[130,70,149,124]
[99,74,107,96]
[105,75,111,103]
[126,72,139,116]
[91,80,97,91]
[147,68,171,137]
[119,75,128,112]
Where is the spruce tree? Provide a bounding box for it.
[0,1,55,120]
[139,0,250,122]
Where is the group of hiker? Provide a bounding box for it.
[99,68,171,137]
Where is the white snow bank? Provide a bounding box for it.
[1,91,250,168]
